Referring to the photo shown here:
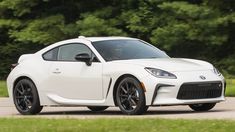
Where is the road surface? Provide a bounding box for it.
[0,97,235,120]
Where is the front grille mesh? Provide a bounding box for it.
[177,81,222,100]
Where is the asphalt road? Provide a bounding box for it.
[0,97,235,120]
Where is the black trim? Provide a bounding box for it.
[151,84,174,105]
[224,80,226,95]
[178,81,222,85]
[11,63,18,71]
[106,78,112,98]
[177,81,223,100]
[42,47,59,61]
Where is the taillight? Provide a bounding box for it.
[11,63,18,70]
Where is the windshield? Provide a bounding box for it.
[92,39,169,61]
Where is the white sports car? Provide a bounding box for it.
[7,36,226,115]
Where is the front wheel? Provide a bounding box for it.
[189,103,216,111]
[116,77,147,115]
[13,79,43,115]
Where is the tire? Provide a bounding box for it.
[87,106,109,112]
[13,79,43,115]
[116,77,147,115]
[189,103,216,111]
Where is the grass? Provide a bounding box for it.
[0,80,8,97]
[0,118,235,132]
[225,79,235,97]
[0,79,234,97]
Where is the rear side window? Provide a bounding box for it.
[42,47,58,61]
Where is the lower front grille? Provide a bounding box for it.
[177,81,222,100]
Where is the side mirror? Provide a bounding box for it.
[75,53,92,66]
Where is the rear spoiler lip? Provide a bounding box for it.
[11,53,33,71]
[18,54,34,63]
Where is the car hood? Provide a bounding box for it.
[112,58,213,72]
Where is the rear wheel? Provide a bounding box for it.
[13,79,43,115]
[87,106,109,112]
[189,103,216,111]
[116,77,147,115]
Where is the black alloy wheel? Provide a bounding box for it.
[13,79,43,115]
[116,77,148,115]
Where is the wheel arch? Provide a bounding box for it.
[112,74,143,106]
[13,76,38,97]
[13,76,34,89]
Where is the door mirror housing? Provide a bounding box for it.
[75,53,92,66]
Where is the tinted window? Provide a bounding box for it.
[58,43,92,61]
[42,47,58,61]
[92,40,169,61]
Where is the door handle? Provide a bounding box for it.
[52,68,61,74]
[52,71,61,74]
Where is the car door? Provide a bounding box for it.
[45,43,103,100]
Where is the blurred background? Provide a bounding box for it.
[0,0,234,79]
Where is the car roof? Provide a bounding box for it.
[80,36,138,42]
[36,36,138,55]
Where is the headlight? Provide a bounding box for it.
[213,67,221,76]
[145,67,177,79]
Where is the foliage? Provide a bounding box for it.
[76,15,126,36]
[0,0,235,79]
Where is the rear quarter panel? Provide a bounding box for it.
[7,54,52,105]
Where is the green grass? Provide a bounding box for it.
[0,80,8,97]
[0,79,234,97]
[225,79,235,97]
[0,118,235,132]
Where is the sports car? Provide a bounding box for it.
[7,36,226,115]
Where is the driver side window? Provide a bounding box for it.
[43,43,99,62]
[58,43,91,61]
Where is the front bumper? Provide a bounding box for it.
[142,70,225,106]
[152,82,225,105]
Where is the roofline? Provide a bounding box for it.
[82,36,138,42]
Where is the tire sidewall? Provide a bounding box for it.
[87,106,109,111]
[13,79,42,115]
[116,77,146,115]
[189,103,216,111]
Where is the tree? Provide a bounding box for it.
[0,0,234,79]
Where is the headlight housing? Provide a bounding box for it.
[213,67,221,76]
[145,67,177,79]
